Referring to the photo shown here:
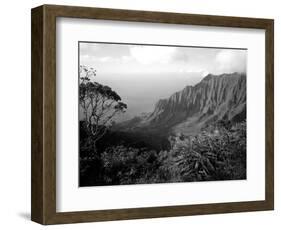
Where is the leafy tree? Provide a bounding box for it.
[79,66,127,155]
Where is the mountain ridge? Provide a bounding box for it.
[116,72,246,136]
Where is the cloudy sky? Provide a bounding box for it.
[79,42,247,121]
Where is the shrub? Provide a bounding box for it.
[80,120,246,186]
[163,120,247,182]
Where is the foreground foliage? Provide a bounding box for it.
[80,120,246,186]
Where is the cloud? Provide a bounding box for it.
[80,42,247,76]
[100,57,114,62]
[121,55,133,63]
[214,50,247,74]
[80,42,130,58]
[130,46,176,65]
[80,43,100,57]
[172,49,190,63]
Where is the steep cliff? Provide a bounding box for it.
[118,72,246,135]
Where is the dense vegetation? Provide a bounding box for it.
[79,120,246,186]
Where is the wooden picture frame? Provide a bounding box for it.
[31,4,274,225]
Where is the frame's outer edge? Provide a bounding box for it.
[43,4,57,224]
[31,5,57,225]
[42,4,272,28]
[31,6,44,224]
[31,4,274,225]
[265,20,274,210]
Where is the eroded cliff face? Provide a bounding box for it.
[118,73,246,135]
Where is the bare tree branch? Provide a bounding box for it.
[79,66,127,155]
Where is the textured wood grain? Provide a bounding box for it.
[31,4,274,225]
[265,20,274,209]
[31,6,44,224]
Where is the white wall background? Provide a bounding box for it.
[0,0,279,228]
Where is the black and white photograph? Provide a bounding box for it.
[79,42,247,187]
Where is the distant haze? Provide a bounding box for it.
[79,42,247,121]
